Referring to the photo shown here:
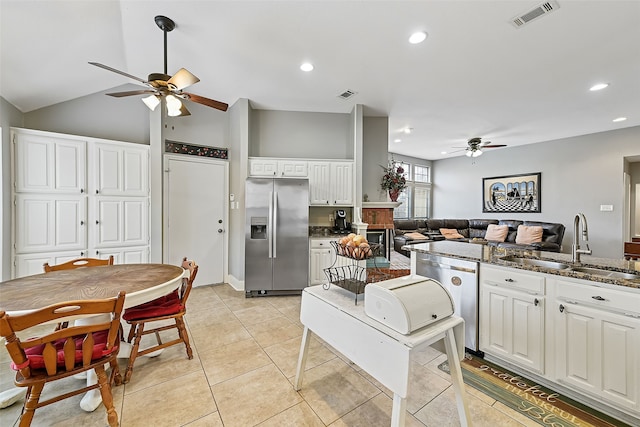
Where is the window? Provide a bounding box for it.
[393,162,431,219]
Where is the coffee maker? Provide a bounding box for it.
[334,209,349,233]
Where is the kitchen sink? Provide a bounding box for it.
[499,256,571,270]
[570,267,640,280]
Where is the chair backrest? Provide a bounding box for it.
[0,291,125,378]
[179,257,198,305]
[43,255,115,272]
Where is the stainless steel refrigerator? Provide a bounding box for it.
[245,178,309,296]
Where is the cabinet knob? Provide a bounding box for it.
[504,278,515,282]
[81,251,85,256]
[534,298,539,306]
[96,220,99,225]
[96,190,99,194]
[218,229,223,233]
[559,304,565,313]
[80,220,84,226]
[80,188,84,194]
[591,295,606,301]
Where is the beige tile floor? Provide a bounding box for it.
[0,283,542,427]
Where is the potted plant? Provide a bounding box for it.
[380,159,407,202]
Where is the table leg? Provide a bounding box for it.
[293,326,312,391]
[391,393,407,427]
[444,328,472,427]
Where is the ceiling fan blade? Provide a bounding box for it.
[484,144,507,148]
[106,90,157,98]
[168,68,200,90]
[184,92,229,112]
[89,62,149,84]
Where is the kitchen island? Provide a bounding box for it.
[403,240,640,426]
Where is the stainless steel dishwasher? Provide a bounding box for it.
[415,253,480,353]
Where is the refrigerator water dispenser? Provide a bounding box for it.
[250,217,267,239]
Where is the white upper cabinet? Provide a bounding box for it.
[249,158,307,177]
[92,142,149,196]
[14,131,86,194]
[309,161,353,206]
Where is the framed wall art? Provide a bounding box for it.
[483,172,541,213]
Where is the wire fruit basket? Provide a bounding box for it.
[323,241,387,303]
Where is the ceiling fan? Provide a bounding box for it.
[89,15,228,117]
[452,137,507,158]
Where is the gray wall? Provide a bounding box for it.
[249,110,351,159]
[362,116,389,202]
[23,84,149,145]
[0,97,25,280]
[432,126,640,258]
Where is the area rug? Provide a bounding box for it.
[438,355,631,427]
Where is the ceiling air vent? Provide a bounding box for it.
[511,1,559,28]
[337,90,357,100]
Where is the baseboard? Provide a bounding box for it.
[225,274,244,291]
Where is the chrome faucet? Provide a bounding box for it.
[572,213,592,264]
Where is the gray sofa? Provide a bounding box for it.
[393,218,566,257]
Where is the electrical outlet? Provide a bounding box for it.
[600,204,613,212]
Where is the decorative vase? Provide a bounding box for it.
[389,189,400,202]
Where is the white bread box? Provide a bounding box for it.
[364,275,455,334]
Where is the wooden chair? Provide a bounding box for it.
[0,292,125,427]
[43,255,114,272]
[122,257,198,383]
[44,255,115,330]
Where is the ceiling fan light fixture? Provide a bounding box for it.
[166,94,184,116]
[466,148,483,158]
[142,94,161,111]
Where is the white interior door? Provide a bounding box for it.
[164,155,226,286]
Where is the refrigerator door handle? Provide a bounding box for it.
[273,191,278,258]
[268,191,274,258]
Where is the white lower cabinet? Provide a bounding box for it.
[480,265,545,374]
[15,250,89,278]
[90,246,150,264]
[93,197,149,248]
[551,278,640,413]
[309,238,335,285]
[14,194,87,253]
[480,263,640,421]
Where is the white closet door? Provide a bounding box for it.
[164,155,227,286]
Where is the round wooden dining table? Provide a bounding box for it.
[0,264,185,314]
[0,263,185,413]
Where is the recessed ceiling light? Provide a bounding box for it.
[300,62,314,72]
[394,139,402,143]
[403,128,413,134]
[613,117,627,122]
[589,83,609,91]
[441,151,447,155]
[409,31,428,44]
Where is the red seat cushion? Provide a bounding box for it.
[14,330,115,371]
[122,289,183,321]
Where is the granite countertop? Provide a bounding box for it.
[404,240,640,290]
[309,227,351,238]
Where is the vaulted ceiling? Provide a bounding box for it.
[2,1,639,160]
